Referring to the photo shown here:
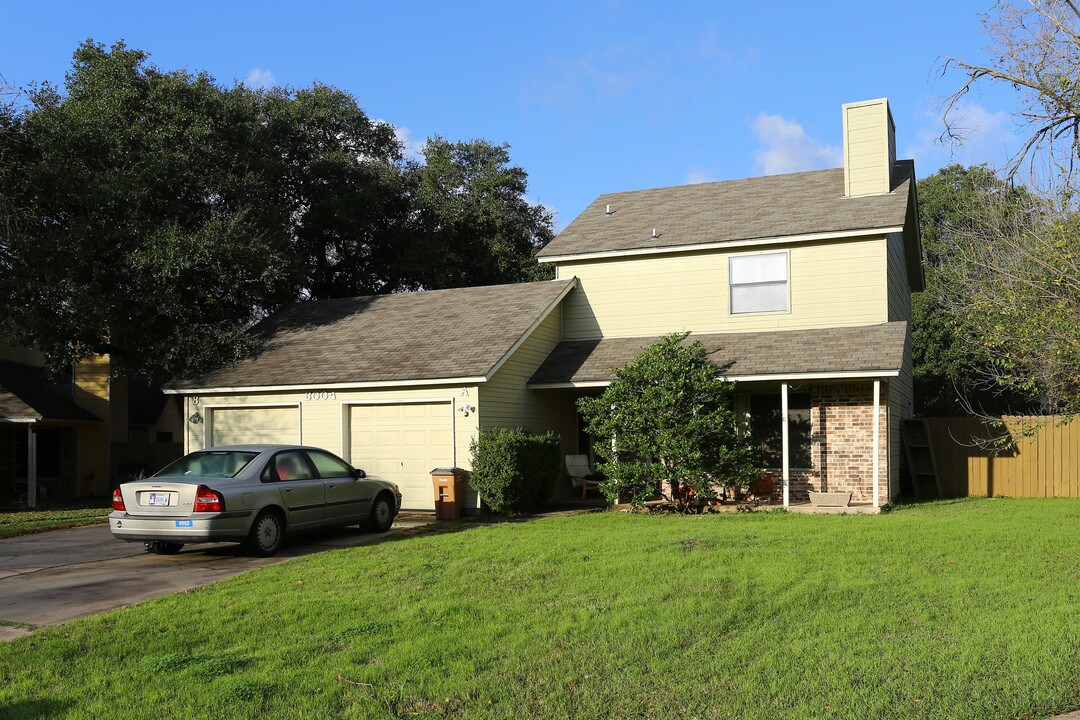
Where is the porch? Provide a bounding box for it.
[526,327,907,509]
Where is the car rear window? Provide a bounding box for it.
[155,451,258,478]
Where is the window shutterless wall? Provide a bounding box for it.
[554,236,890,340]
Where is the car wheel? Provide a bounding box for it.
[245,509,285,557]
[146,541,184,555]
[368,493,394,533]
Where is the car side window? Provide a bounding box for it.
[263,451,315,482]
[306,450,352,479]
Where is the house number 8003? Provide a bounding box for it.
[304,391,337,401]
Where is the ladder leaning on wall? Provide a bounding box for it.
[901,418,943,499]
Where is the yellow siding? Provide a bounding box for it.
[155,396,184,443]
[479,307,578,458]
[556,238,888,340]
[73,355,110,421]
[182,383,481,508]
[843,99,891,197]
[77,424,108,496]
[886,231,911,322]
[886,329,914,500]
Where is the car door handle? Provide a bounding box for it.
[326,484,336,489]
[282,487,294,493]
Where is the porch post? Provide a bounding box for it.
[872,380,881,509]
[781,383,789,508]
[27,424,38,509]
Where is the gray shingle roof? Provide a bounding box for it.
[528,323,909,385]
[537,161,915,258]
[168,279,575,391]
[0,362,102,422]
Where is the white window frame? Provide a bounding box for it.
[728,251,790,315]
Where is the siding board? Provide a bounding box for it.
[557,238,889,340]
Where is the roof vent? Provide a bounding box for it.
[650,228,660,240]
[605,204,614,215]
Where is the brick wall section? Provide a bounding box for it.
[764,382,889,504]
[811,383,889,503]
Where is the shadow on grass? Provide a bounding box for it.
[0,698,72,719]
[183,509,594,561]
[887,494,1003,512]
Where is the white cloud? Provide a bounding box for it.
[750,112,842,175]
[244,67,276,89]
[904,100,1015,174]
[375,121,426,161]
[685,168,717,184]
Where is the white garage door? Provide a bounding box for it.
[349,402,453,510]
[210,406,300,447]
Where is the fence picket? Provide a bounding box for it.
[922,416,1078,498]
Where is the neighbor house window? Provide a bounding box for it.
[729,252,788,314]
[749,392,811,468]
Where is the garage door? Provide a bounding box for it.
[209,406,300,447]
[349,402,453,510]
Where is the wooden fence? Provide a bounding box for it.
[923,416,1080,498]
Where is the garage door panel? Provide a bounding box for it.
[349,402,452,511]
[210,407,298,447]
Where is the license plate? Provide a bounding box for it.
[175,520,193,528]
[148,492,172,507]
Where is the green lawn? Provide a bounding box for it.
[0,503,111,539]
[1,498,1078,719]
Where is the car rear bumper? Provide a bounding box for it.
[109,511,251,544]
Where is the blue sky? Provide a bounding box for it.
[2,1,1020,230]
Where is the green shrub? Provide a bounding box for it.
[578,332,763,509]
[468,428,560,513]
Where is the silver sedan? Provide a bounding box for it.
[109,445,402,556]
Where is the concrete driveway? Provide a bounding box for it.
[0,514,433,641]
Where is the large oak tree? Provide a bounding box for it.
[939,1,1080,420]
[0,41,553,380]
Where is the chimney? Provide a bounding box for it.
[842,98,895,197]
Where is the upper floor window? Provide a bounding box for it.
[729,252,788,314]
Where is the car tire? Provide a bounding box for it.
[147,541,184,555]
[367,493,395,533]
[245,509,285,557]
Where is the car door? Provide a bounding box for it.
[263,450,324,529]
[306,449,370,525]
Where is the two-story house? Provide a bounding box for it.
[167,97,921,512]
[0,342,183,504]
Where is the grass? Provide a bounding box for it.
[0,498,1078,719]
[0,503,111,539]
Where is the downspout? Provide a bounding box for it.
[27,424,38,509]
[781,383,789,508]
[872,380,881,509]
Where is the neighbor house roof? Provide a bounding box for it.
[166,279,576,392]
[528,322,909,387]
[538,161,922,289]
[0,362,102,423]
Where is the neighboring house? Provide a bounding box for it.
[168,97,922,511]
[0,341,183,503]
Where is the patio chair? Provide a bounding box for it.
[565,454,602,499]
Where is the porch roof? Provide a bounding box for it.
[0,362,101,423]
[527,322,908,387]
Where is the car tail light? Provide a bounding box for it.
[193,485,224,513]
[112,487,126,512]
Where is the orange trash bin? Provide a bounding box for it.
[431,467,467,520]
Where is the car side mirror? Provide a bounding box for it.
[353,468,366,479]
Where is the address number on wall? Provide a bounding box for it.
[304,391,337,401]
